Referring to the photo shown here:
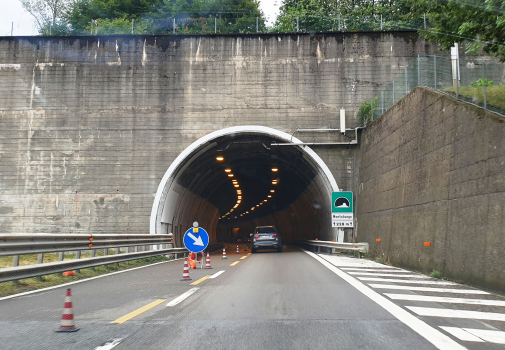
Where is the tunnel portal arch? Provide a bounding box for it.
[150,126,339,244]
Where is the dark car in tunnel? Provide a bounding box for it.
[251,226,282,253]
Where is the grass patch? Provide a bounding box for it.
[374,257,385,264]
[443,84,505,110]
[430,270,444,279]
[0,255,172,298]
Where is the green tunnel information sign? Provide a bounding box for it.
[331,192,354,228]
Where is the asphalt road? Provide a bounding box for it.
[0,245,503,349]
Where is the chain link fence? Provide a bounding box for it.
[365,54,505,124]
[1,14,428,36]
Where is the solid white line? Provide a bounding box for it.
[94,338,123,350]
[342,268,405,273]
[166,288,199,307]
[370,284,489,294]
[385,294,505,306]
[0,258,184,302]
[307,251,467,350]
[463,328,505,344]
[348,272,427,278]
[209,270,225,279]
[439,327,484,342]
[408,306,505,321]
[358,277,455,285]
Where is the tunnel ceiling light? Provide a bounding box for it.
[225,168,232,173]
[246,211,249,213]
[270,190,275,193]
[237,200,241,203]
[271,168,279,172]
[263,200,267,202]
[251,207,255,210]
[238,196,242,199]
[228,174,234,177]
[216,156,224,161]
[272,181,277,185]
[237,190,241,193]
[268,195,272,198]
[234,185,239,188]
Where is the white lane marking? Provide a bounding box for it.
[358,277,455,285]
[463,328,505,344]
[439,327,484,342]
[370,284,489,294]
[348,272,427,278]
[342,267,405,272]
[385,294,505,307]
[0,258,185,302]
[317,256,397,268]
[307,251,467,350]
[166,288,199,307]
[408,306,505,322]
[209,270,225,279]
[94,338,123,350]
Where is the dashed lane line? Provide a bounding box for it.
[166,287,200,307]
[230,261,240,267]
[240,256,248,260]
[94,338,123,350]
[209,270,225,279]
[407,306,505,322]
[111,299,167,324]
[309,251,467,350]
[385,294,505,307]
[369,284,489,294]
[190,275,211,286]
[357,277,455,285]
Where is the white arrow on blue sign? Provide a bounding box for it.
[183,226,209,253]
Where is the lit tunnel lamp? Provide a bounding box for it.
[268,195,272,198]
[216,156,224,162]
[270,190,275,193]
[225,168,231,173]
[271,167,279,172]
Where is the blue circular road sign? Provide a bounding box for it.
[183,226,209,253]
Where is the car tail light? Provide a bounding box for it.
[272,234,277,238]
[254,235,260,238]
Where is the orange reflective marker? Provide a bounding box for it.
[424,242,432,246]
[88,244,93,248]
[88,237,93,241]
[376,238,381,242]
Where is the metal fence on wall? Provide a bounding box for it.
[369,54,505,123]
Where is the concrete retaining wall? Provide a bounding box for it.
[357,87,505,291]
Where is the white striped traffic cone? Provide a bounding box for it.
[205,252,212,269]
[55,288,79,332]
[236,245,240,254]
[180,257,192,281]
[222,248,227,260]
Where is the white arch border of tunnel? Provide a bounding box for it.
[150,125,340,235]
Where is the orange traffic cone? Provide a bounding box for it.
[236,245,240,254]
[205,252,212,269]
[55,288,79,332]
[180,258,192,281]
[222,248,227,260]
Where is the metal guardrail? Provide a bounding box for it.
[0,233,174,256]
[0,247,188,283]
[292,240,369,256]
[0,233,225,283]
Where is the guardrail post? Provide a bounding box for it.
[317,246,320,253]
[91,249,96,270]
[37,253,43,264]
[76,250,81,273]
[59,252,64,261]
[13,255,19,267]
[116,247,120,267]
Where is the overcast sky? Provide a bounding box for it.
[0,0,281,36]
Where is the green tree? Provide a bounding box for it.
[274,0,413,32]
[66,0,266,34]
[406,0,505,62]
[20,0,73,35]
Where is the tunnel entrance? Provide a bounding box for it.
[150,126,338,246]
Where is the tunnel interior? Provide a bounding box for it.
[155,130,336,246]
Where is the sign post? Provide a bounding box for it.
[331,191,354,228]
